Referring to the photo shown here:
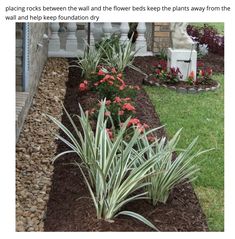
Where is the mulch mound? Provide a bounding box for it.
[43,60,208,231]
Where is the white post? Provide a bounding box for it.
[135,22,148,55]
[102,23,112,37]
[119,22,129,44]
[49,23,60,51]
[90,23,95,47]
[66,23,78,52]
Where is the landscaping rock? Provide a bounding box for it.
[188,88,197,94]
[177,87,187,93]
[16,58,68,231]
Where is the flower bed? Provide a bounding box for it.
[139,58,220,93]
[43,60,208,231]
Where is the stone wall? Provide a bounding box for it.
[16,23,49,141]
[153,22,171,54]
[28,23,48,94]
[16,23,23,91]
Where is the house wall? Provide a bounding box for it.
[29,23,48,94]
[16,23,49,141]
[153,22,171,54]
[16,23,23,91]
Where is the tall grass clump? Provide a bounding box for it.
[47,100,158,230]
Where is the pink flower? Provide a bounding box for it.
[143,123,149,129]
[117,73,122,78]
[147,135,156,143]
[104,111,111,117]
[114,97,122,103]
[122,103,135,111]
[118,110,124,116]
[123,97,131,101]
[105,100,111,106]
[111,68,117,74]
[119,84,126,91]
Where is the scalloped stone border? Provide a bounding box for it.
[143,76,220,93]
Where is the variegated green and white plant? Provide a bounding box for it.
[47,99,158,231]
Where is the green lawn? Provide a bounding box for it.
[190,22,224,34]
[144,74,224,231]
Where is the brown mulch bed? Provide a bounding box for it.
[134,52,224,75]
[43,59,208,231]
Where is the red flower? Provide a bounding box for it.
[106,128,113,139]
[197,61,204,67]
[119,84,126,91]
[122,103,135,111]
[128,118,140,127]
[114,97,122,103]
[98,69,105,76]
[79,83,87,91]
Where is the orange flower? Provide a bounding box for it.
[127,118,140,127]
[122,103,135,111]
[188,71,195,79]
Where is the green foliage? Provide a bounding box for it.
[134,129,210,205]
[95,34,121,59]
[76,43,102,79]
[102,36,137,73]
[47,100,158,231]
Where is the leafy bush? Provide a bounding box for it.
[134,129,211,205]
[187,24,224,56]
[47,100,158,230]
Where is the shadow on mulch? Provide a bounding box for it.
[43,59,208,232]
